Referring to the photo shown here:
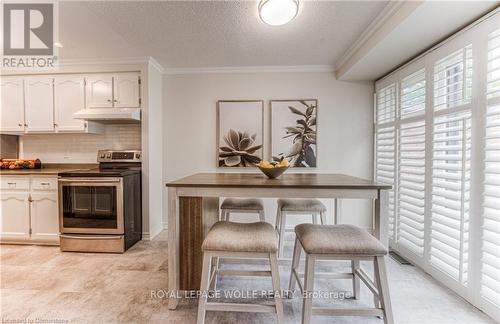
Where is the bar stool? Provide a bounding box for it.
[220,198,265,221]
[288,224,393,324]
[276,198,329,257]
[197,221,284,324]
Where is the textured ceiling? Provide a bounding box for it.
[58,1,388,69]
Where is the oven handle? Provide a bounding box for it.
[58,178,121,183]
[60,234,123,240]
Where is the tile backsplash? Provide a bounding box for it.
[19,125,141,163]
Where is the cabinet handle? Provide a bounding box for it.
[54,123,58,127]
[114,100,118,102]
[24,124,28,127]
[40,182,50,185]
[18,123,22,127]
[7,182,15,185]
[107,99,112,102]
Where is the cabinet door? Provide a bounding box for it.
[25,77,54,132]
[0,77,25,132]
[0,192,30,241]
[30,192,59,243]
[113,73,140,108]
[86,74,113,108]
[54,75,86,132]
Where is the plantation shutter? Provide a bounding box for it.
[400,69,426,119]
[430,112,471,284]
[375,126,396,240]
[376,84,396,124]
[397,120,426,255]
[433,45,473,111]
[375,83,397,241]
[480,28,500,308]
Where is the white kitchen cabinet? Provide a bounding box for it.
[0,192,31,241]
[0,77,25,132]
[86,74,114,108]
[54,75,87,132]
[30,192,59,243]
[24,77,54,132]
[0,176,60,245]
[114,73,140,108]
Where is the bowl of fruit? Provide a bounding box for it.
[257,158,290,179]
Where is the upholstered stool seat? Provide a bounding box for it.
[277,198,327,212]
[220,198,265,222]
[197,221,284,324]
[295,224,387,256]
[202,221,278,253]
[275,198,334,257]
[289,224,393,324]
[221,198,264,210]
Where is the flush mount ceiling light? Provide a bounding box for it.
[258,0,299,26]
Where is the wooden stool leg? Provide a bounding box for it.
[375,256,394,324]
[351,260,360,299]
[259,210,265,222]
[320,211,326,225]
[302,254,316,324]
[197,253,212,324]
[279,211,286,257]
[269,252,284,324]
[288,237,302,295]
[209,256,219,290]
[312,212,318,224]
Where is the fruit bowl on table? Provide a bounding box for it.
[257,160,290,179]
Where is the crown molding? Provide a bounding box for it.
[148,57,165,73]
[335,1,407,70]
[162,65,334,75]
[57,56,152,67]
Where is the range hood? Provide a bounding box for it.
[73,108,141,124]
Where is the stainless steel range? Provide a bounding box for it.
[58,150,142,253]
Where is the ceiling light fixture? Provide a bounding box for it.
[258,0,299,26]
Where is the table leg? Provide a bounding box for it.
[374,189,389,247]
[168,188,179,310]
[168,194,219,310]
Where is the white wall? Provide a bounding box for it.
[142,61,164,239]
[163,71,374,229]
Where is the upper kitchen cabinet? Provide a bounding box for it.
[114,73,141,108]
[0,77,25,132]
[86,74,114,108]
[86,72,141,108]
[54,75,87,132]
[24,77,54,132]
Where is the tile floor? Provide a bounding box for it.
[0,231,495,324]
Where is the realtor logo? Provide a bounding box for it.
[3,3,53,55]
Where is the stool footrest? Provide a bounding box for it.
[218,269,271,277]
[312,307,384,317]
[355,268,379,299]
[206,302,277,313]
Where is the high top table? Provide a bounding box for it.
[165,173,391,310]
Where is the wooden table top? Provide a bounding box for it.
[166,173,391,189]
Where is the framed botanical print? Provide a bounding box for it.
[217,100,264,167]
[271,99,317,168]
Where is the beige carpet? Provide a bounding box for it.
[0,231,494,324]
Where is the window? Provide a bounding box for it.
[430,112,471,284]
[374,14,500,322]
[398,120,425,255]
[434,46,472,111]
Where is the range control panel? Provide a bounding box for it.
[97,150,142,163]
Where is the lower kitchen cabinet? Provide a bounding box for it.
[0,192,31,241]
[30,192,59,243]
[0,176,60,245]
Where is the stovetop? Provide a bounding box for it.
[58,168,141,177]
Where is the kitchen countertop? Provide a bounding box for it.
[0,163,97,175]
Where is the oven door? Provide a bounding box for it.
[58,177,124,235]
